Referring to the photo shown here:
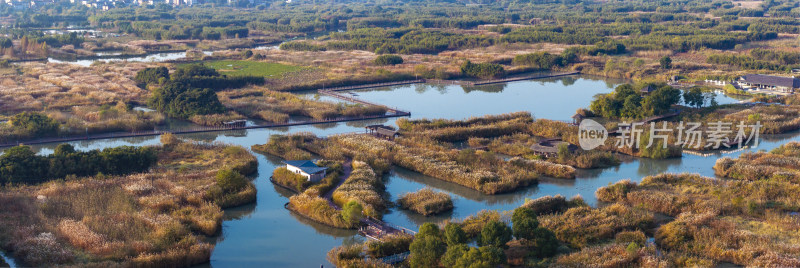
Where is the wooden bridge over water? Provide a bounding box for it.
[0,111,410,148]
[318,89,410,115]
[358,217,416,241]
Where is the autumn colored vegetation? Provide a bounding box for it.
[0,139,257,267]
[587,142,800,266]
[397,188,454,216]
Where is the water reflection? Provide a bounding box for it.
[344,118,390,128]
[462,83,507,93]
[351,76,620,121]
[287,211,360,237]
[6,75,800,267]
[221,201,258,222]
[387,167,535,206]
[636,157,684,177]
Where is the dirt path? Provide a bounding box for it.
[323,159,352,210]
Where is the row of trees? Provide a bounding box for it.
[707,54,796,71]
[750,48,800,65]
[512,51,575,69]
[409,207,559,267]
[0,144,157,185]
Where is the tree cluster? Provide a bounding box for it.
[136,64,264,119]
[0,144,157,185]
[460,60,506,79]
[590,83,681,119]
[8,112,60,138]
[512,51,573,69]
[374,54,403,65]
[409,207,559,267]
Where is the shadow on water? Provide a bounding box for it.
[286,210,359,238]
[345,118,390,128]
[221,201,258,222]
[387,167,535,206]
[462,83,507,93]
[9,75,800,267]
[390,205,455,227]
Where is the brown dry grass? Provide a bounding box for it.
[0,62,168,135]
[0,140,257,267]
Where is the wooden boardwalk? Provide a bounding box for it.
[318,89,410,115]
[377,252,410,264]
[0,112,410,148]
[469,71,580,86]
[358,217,416,241]
[320,79,425,92]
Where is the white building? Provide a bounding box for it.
[283,160,328,182]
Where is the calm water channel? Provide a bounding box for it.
[1,75,769,267]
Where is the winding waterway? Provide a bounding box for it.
[0,75,768,267]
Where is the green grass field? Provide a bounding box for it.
[204,60,304,77]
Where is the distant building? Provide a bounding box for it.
[366,125,399,140]
[739,74,800,93]
[571,113,585,125]
[283,160,328,182]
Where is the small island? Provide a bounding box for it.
[397,188,454,216]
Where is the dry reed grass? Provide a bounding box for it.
[0,140,257,267]
[397,188,454,216]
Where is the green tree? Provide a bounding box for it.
[444,222,467,246]
[440,244,469,268]
[9,112,60,137]
[148,82,226,119]
[589,84,641,118]
[341,200,364,225]
[683,87,705,108]
[172,63,220,81]
[418,222,442,238]
[621,94,643,118]
[216,169,248,194]
[409,233,447,267]
[53,143,76,157]
[511,207,539,241]
[512,52,565,69]
[528,227,559,258]
[460,60,506,79]
[659,56,672,69]
[452,246,507,268]
[134,67,170,87]
[479,220,512,248]
[0,146,47,184]
[374,54,404,65]
[641,86,681,117]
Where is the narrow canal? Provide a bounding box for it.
[1,75,768,267]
